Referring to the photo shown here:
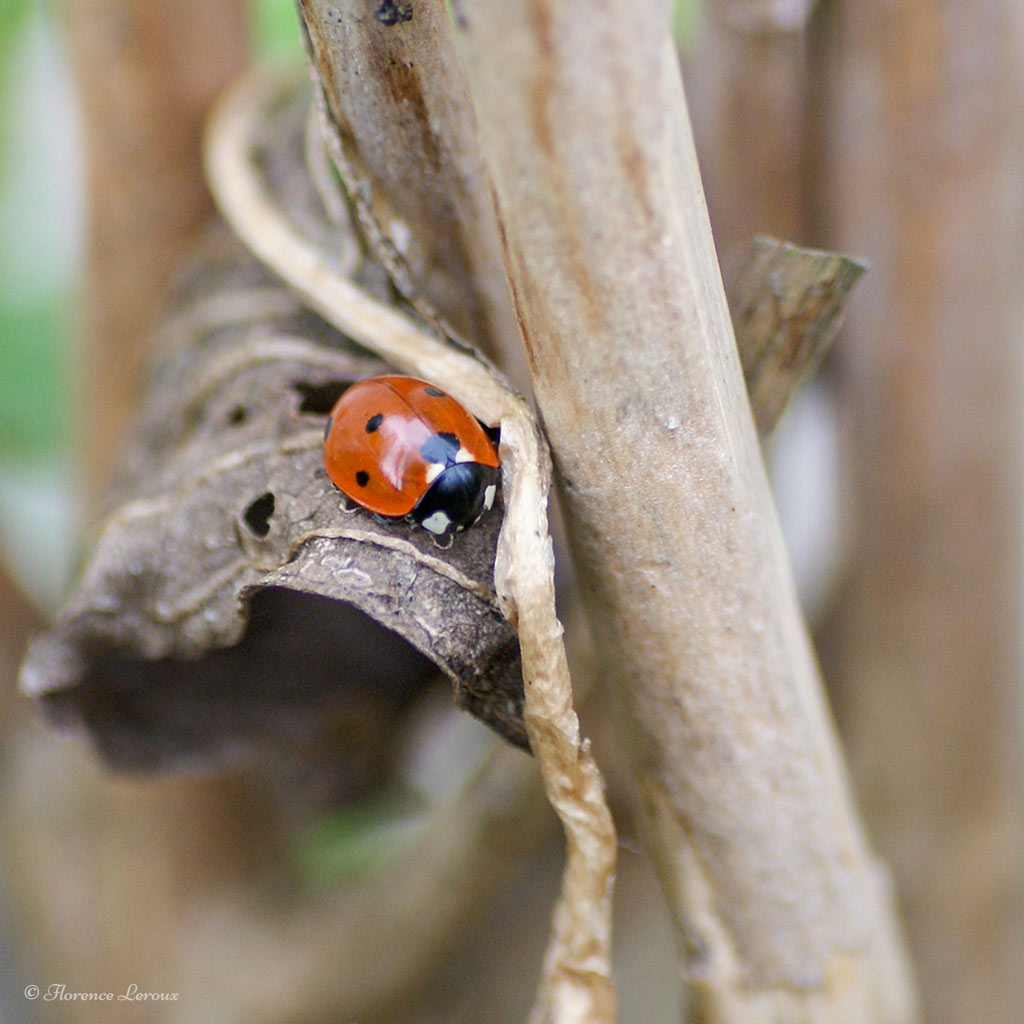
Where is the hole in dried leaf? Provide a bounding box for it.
[294,380,351,415]
[228,405,249,426]
[243,492,275,537]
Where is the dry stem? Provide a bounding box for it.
[296,0,522,375]
[451,1,917,1021]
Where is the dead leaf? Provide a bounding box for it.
[20,88,525,803]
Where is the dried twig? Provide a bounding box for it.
[297,0,521,371]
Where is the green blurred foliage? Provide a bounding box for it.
[0,0,30,72]
[673,0,703,51]
[0,300,67,461]
[293,797,423,885]
[0,0,69,464]
[250,0,304,64]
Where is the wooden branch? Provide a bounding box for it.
[296,0,521,374]
[729,236,865,435]
[451,2,916,1021]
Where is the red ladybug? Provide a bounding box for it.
[323,376,500,537]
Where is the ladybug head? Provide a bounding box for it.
[411,463,499,536]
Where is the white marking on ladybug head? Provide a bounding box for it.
[455,447,474,464]
[424,462,444,485]
[420,510,452,536]
[483,483,497,510]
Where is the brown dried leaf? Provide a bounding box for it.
[19,86,525,799]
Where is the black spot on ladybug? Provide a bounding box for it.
[366,413,384,433]
[420,431,460,466]
[375,0,412,25]
[356,470,370,487]
[424,386,445,397]
[323,415,333,443]
[242,492,275,538]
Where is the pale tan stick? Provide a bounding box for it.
[451,1,917,1022]
[205,72,617,1024]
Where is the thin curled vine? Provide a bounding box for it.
[205,71,618,1024]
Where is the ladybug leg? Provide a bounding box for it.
[328,478,358,511]
[430,530,455,551]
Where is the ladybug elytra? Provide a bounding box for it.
[323,376,500,537]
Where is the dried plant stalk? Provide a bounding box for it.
[205,72,617,1024]
[451,2,917,1022]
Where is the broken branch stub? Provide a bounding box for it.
[729,236,867,435]
[19,85,526,797]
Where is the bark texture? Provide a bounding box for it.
[729,236,864,435]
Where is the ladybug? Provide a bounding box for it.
[323,376,500,537]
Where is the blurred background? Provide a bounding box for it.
[0,1,1021,1022]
